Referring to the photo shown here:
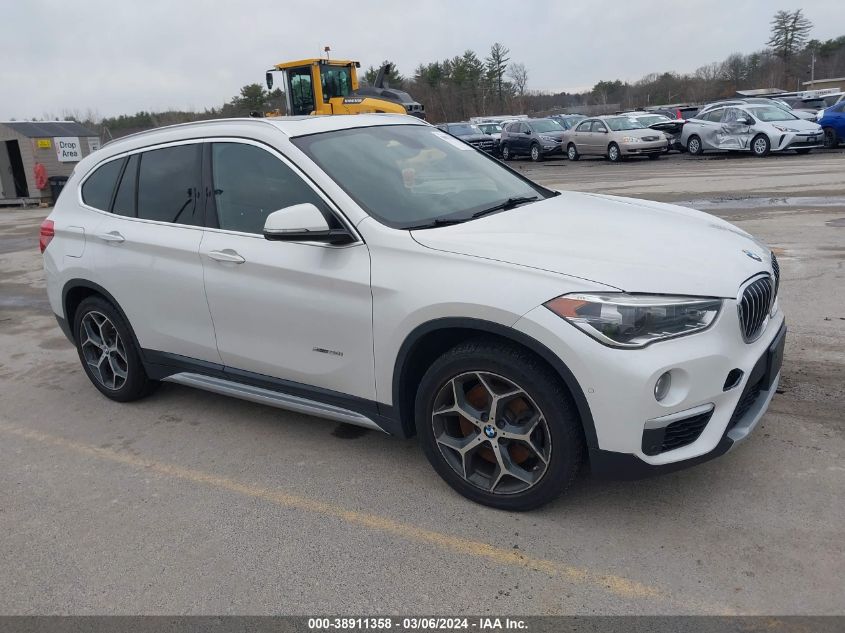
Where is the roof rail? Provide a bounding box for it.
[102,117,279,147]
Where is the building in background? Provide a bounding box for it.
[0,121,100,206]
[802,77,845,93]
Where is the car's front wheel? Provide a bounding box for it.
[823,127,838,149]
[73,296,156,402]
[415,340,584,510]
[607,142,623,162]
[687,135,703,156]
[501,144,512,161]
[529,143,542,162]
[751,134,771,157]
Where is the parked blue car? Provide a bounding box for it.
[818,101,845,148]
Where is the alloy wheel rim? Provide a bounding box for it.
[609,146,618,160]
[531,146,539,160]
[79,311,128,390]
[754,138,767,154]
[690,139,700,153]
[568,146,576,159]
[431,371,552,495]
[502,146,509,159]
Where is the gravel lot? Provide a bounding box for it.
[1,149,843,615]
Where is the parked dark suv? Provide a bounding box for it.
[499,118,565,161]
[437,122,497,154]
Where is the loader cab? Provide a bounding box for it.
[268,58,361,116]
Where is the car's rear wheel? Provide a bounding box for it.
[501,144,512,161]
[823,127,838,149]
[73,296,156,402]
[530,143,542,162]
[751,134,771,157]
[687,135,703,156]
[415,340,583,511]
[567,143,579,161]
[607,142,622,162]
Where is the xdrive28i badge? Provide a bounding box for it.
[743,249,763,262]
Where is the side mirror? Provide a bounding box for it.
[263,203,354,245]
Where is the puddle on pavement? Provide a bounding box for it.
[826,218,845,227]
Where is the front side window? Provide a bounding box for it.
[81,159,123,211]
[211,142,329,235]
[321,66,353,102]
[576,120,593,132]
[591,121,608,133]
[292,124,550,229]
[137,144,202,225]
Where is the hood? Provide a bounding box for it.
[455,133,493,143]
[410,191,770,297]
[648,120,685,134]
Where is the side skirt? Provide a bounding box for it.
[164,372,387,433]
[142,350,400,436]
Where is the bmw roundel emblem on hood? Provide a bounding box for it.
[743,249,763,262]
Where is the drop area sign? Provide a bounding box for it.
[54,137,82,162]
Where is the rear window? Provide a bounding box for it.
[137,145,202,225]
[81,159,123,211]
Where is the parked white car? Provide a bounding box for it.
[42,115,785,510]
[681,104,824,156]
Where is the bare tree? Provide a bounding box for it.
[508,62,528,97]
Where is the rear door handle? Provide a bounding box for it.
[208,249,245,264]
[96,231,125,243]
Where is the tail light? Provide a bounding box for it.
[39,219,55,253]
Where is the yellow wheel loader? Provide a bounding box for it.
[265,59,425,119]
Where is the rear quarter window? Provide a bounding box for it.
[81,159,124,211]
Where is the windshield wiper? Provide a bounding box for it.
[405,217,471,230]
[470,195,539,219]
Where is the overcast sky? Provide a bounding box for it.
[2,0,843,120]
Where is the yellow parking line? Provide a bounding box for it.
[0,421,660,601]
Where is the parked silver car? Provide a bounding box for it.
[698,98,817,121]
[681,104,824,157]
[563,116,668,162]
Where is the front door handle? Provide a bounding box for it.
[96,231,125,243]
[208,249,245,264]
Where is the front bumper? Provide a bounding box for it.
[620,140,668,155]
[540,141,563,155]
[514,300,786,477]
[774,130,824,151]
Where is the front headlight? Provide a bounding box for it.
[544,293,722,349]
[773,125,798,132]
[539,134,558,142]
[621,136,641,143]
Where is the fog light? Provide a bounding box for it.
[654,372,672,401]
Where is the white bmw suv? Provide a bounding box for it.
[42,115,785,510]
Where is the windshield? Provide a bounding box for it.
[530,119,564,133]
[293,125,549,229]
[447,123,482,136]
[605,117,646,131]
[822,95,843,107]
[477,123,502,134]
[747,105,799,122]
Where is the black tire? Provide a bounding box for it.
[687,135,704,156]
[415,339,584,511]
[607,142,623,162]
[566,143,579,161]
[795,148,812,155]
[73,295,156,402]
[751,134,770,157]
[823,127,838,149]
[529,143,543,162]
[501,144,512,161]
